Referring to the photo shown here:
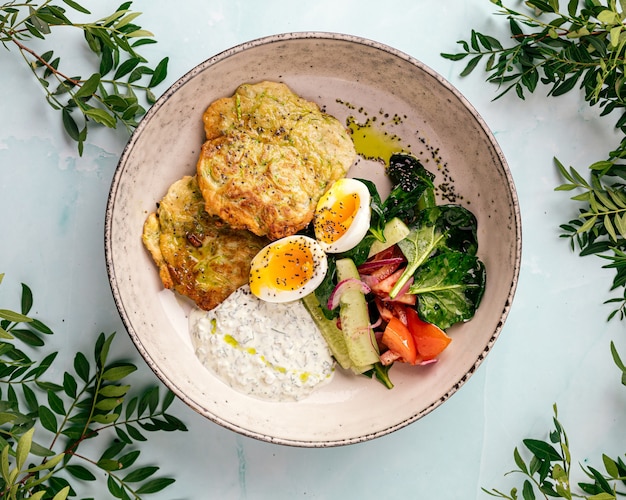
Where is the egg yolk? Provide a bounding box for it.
[250,239,316,294]
[314,192,359,244]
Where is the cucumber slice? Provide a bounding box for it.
[368,217,411,257]
[301,293,352,370]
[335,258,380,369]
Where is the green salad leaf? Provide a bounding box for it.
[409,250,486,330]
[390,204,480,300]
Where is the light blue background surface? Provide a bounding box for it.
[1,1,624,498]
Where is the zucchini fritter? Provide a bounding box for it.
[142,175,268,310]
[196,81,356,241]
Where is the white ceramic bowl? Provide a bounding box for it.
[105,32,521,447]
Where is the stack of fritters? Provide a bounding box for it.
[143,81,357,310]
[197,81,356,240]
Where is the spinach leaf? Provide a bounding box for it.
[383,154,435,224]
[417,204,479,256]
[355,178,385,241]
[389,204,480,298]
[409,250,486,330]
[314,256,338,320]
[339,233,376,266]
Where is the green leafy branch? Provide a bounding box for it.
[0,274,187,499]
[484,344,626,499]
[0,0,169,155]
[441,0,626,320]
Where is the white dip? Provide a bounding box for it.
[189,285,335,402]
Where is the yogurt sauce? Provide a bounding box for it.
[189,285,335,402]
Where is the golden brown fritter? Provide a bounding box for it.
[196,81,356,241]
[142,175,269,310]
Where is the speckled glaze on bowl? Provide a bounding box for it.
[105,32,521,447]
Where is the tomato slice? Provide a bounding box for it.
[381,316,417,365]
[406,307,451,361]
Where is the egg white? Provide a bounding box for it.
[314,178,371,253]
[249,235,328,303]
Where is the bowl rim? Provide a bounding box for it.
[104,31,522,447]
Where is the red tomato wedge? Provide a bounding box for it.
[406,307,452,361]
[381,316,417,365]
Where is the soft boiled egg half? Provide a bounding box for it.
[249,235,328,303]
[313,178,372,253]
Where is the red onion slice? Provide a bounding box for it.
[357,257,404,274]
[327,278,371,310]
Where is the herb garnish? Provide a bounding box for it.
[0,0,169,155]
[484,344,626,499]
[441,0,626,321]
[441,2,626,497]
[0,274,186,499]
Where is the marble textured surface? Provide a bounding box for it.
[1,1,624,498]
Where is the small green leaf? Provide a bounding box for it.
[97,333,115,368]
[16,426,35,471]
[513,447,529,474]
[74,352,90,381]
[0,412,18,426]
[102,364,137,381]
[22,384,39,413]
[524,438,562,461]
[441,52,468,61]
[26,452,64,473]
[28,441,55,457]
[107,474,124,497]
[11,328,44,346]
[604,214,618,241]
[162,390,175,411]
[125,29,154,38]
[119,450,140,468]
[20,284,33,315]
[460,55,482,77]
[97,458,121,471]
[74,73,101,100]
[610,26,622,48]
[602,454,620,478]
[126,424,146,441]
[124,465,158,482]
[30,318,53,334]
[115,427,132,444]
[62,108,80,141]
[66,464,96,481]
[115,11,142,29]
[598,9,619,25]
[95,397,123,410]
[148,56,169,87]
[62,0,90,14]
[100,385,131,398]
[1,444,10,482]
[136,477,176,494]
[63,372,77,398]
[84,108,117,128]
[0,309,32,323]
[38,405,58,433]
[91,413,119,424]
[47,390,66,415]
[52,486,70,500]
[114,56,140,79]
[522,479,536,500]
